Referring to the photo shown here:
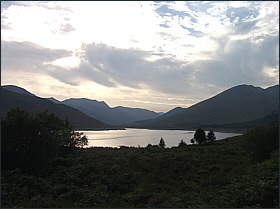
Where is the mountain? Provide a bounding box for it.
[1,88,111,130]
[205,110,279,131]
[134,107,185,125]
[138,84,279,129]
[61,98,160,126]
[113,106,160,122]
[2,85,36,96]
[47,97,61,104]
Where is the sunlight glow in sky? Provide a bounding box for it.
[1,1,279,112]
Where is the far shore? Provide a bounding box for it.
[75,126,247,134]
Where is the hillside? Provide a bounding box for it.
[2,85,36,96]
[1,85,160,126]
[1,88,111,130]
[113,106,160,122]
[61,98,160,126]
[139,84,279,129]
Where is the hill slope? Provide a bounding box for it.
[142,84,279,129]
[1,88,110,130]
[2,85,36,96]
[61,98,160,126]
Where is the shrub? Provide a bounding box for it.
[178,139,187,147]
[244,120,279,162]
[206,130,216,143]
[159,137,166,148]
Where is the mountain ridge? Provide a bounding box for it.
[136,84,279,129]
[2,84,278,130]
[1,88,111,130]
[61,98,160,126]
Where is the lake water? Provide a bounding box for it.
[80,128,242,148]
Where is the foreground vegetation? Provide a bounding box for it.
[1,109,279,207]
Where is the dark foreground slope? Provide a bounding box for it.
[1,88,110,129]
[141,84,279,129]
[1,134,278,208]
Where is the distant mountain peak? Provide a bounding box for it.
[2,85,36,96]
[46,97,61,104]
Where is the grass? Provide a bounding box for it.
[1,134,279,208]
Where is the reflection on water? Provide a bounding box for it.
[80,128,242,148]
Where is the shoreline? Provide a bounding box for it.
[75,126,246,134]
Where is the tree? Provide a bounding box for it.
[159,137,166,148]
[178,139,187,147]
[194,128,206,145]
[245,120,279,162]
[206,130,216,143]
[1,108,88,172]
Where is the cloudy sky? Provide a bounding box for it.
[1,1,279,112]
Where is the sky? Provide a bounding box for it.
[1,1,279,113]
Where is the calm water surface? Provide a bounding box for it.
[81,128,242,148]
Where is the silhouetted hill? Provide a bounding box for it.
[134,107,185,125]
[1,88,110,130]
[205,110,279,131]
[47,97,61,104]
[2,85,36,96]
[140,84,279,129]
[61,98,160,126]
[113,106,160,121]
[61,98,132,125]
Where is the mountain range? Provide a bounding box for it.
[60,98,160,126]
[1,85,160,127]
[1,87,110,130]
[136,84,279,130]
[1,84,279,131]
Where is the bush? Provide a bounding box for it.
[206,130,216,143]
[178,139,187,147]
[1,108,88,173]
[244,120,279,162]
[159,138,166,148]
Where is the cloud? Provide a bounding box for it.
[192,35,279,87]
[58,23,75,34]
[1,1,279,112]
[1,40,72,73]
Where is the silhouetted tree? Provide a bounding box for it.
[245,120,279,162]
[190,138,195,144]
[194,128,206,145]
[1,108,88,172]
[206,130,216,143]
[178,139,187,147]
[159,137,166,148]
